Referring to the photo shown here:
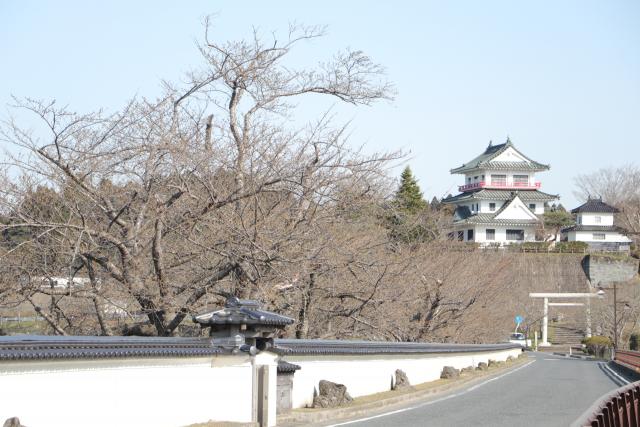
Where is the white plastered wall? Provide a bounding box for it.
[286,348,521,408]
[473,225,537,244]
[0,355,254,427]
[569,230,631,243]
[495,196,538,221]
[478,198,544,215]
[254,351,279,427]
[579,213,614,226]
[491,147,528,163]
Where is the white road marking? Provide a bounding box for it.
[326,360,536,427]
[599,362,631,385]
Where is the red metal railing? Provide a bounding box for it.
[615,350,640,374]
[458,181,541,192]
[575,351,640,426]
[575,380,640,427]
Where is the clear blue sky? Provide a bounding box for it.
[1,1,639,208]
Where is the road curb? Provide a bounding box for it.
[277,355,531,427]
[552,351,594,360]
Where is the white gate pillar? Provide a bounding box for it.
[541,297,549,346]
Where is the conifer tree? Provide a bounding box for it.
[430,196,441,211]
[394,166,427,214]
[387,166,433,243]
[543,208,574,241]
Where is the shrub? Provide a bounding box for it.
[484,242,502,250]
[555,241,589,253]
[521,242,550,252]
[582,336,612,358]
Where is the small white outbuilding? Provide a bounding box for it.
[562,197,631,252]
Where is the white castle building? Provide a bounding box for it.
[561,198,631,252]
[442,138,558,245]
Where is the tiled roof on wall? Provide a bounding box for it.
[0,335,224,361]
[273,339,520,355]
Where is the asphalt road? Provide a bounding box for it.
[326,353,629,427]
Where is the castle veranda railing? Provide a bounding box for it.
[458,181,542,192]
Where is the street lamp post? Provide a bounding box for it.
[598,283,630,349]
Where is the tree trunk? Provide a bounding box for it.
[296,272,316,339]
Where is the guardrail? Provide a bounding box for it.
[573,381,640,427]
[614,350,640,375]
[572,351,640,426]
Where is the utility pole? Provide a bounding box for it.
[542,297,548,346]
[598,282,629,350]
[614,282,618,349]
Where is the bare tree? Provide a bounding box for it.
[574,165,640,244]
[0,21,400,336]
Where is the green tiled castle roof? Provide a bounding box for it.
[454,213,540,226]
[450,139,549,174]
[451,192,541,227]
[442,189,558,204]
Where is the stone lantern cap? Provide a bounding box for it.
[192,295,294,328]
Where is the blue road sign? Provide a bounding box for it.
[515,315,523,325]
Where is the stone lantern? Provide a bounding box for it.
[192,294,294,353]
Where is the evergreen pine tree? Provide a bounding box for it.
[430,196,441,211]
[394,166,427,214]
[543,209,574,241]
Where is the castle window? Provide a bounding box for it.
[593,233,605,240]
[529,203,536,210]
[457,231,464,241]
[594,216,602,224]
[491,174,507,186]
[506,229,524,241]
[486,229,495,240]
[489,202,496,211]
[513,175,529,186]
[467,229,474,240]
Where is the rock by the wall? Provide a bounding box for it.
[3,418,23,427]
[392,369,412,390]
[440,366,459,379]
[488,359,503,367]
[313,380,353,408]
[476,362,488,371]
